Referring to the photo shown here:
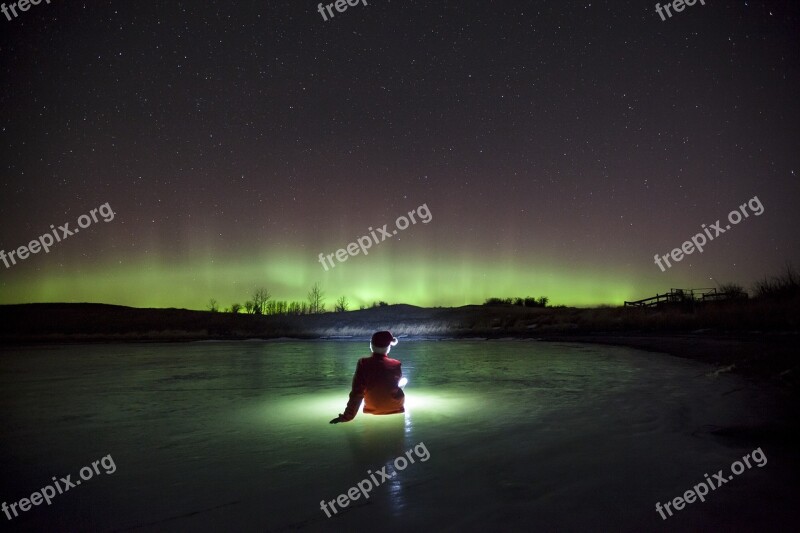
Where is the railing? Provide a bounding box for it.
[624,288,721,307]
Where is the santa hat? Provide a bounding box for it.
[370,330,398,354]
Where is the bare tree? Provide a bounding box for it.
[244,301,255,314]
[207,298,219,312]
[252,288,271,315]
[334,295,349,313]
[307,282,326,314]
[230,303,242,314]
[718,283,747,299]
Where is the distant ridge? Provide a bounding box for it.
[0,297,797,344]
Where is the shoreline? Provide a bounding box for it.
[1,302,797,392]
[2,331,797,393]
[540,332,799,391]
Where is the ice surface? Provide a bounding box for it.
[0,340,796,531]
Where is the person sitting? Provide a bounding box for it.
[330,331,405,423]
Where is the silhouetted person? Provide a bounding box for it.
[330,331,405,423]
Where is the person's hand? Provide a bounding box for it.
[329,416,345,424]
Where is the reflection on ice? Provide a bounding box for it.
[0,340,793,532]
[251,388,481,428]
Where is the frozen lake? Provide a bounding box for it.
[0,340,796,531]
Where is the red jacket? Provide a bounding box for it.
[340,352,405,421]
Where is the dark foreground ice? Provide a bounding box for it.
[0,340,797,531]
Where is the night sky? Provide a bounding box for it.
[1,1,798,309]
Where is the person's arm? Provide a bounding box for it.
[391,362,404,399]
[330,360,366,423]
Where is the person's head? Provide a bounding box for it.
[370,330,398,355]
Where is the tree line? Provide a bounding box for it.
[206,283,391,315]
[206,282,335,315]
[205,265,799,314]
[483,296,549,308]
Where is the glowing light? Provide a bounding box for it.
[398,377,408,388]
[243,388,477,425]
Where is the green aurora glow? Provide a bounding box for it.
[0,249,688,309]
